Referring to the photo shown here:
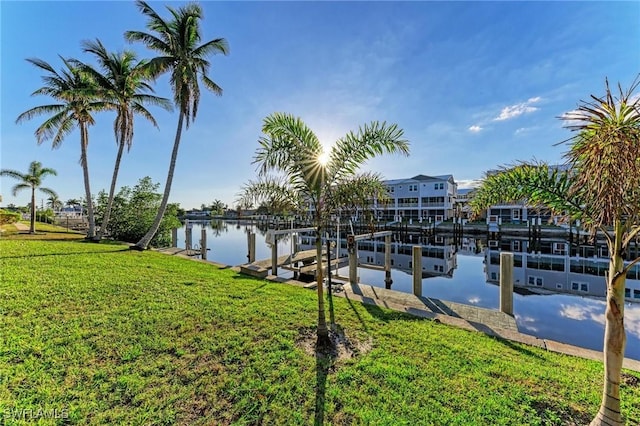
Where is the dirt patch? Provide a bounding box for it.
[622,372,640,388]
[296,326,372,363]
[530,400,591,426]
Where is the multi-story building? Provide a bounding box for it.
[375,174,458,223]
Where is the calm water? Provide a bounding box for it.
[177,220,640,360]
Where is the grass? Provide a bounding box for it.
[1,239,639,425]
[0,221,84,240]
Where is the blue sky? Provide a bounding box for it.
[1,1,639,210]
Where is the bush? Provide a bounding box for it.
[0,209,20,225]
[95,177,181,247]
[36,208,55,224]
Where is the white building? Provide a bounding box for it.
[376,174,458,223]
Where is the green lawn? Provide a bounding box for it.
[1,240,639,425]
[0,221,84,240]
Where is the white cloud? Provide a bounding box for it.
[468,125,483,133]
[457,179,482,189]
[494,97,542,121]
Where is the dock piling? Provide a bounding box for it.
[500,252,514,315]
[412,246,422,297]
[200,228,207,260]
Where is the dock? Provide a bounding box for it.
[240,248,347,279]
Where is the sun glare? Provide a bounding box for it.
[318,150,330,166]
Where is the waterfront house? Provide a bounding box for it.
[376,174,458,223]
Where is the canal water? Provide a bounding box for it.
[176,220,640,360]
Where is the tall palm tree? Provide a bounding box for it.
[471,78,640,426]
[16,57,105,239]
[125,0,229,250]
[0,161,57,234]
[238,113,409,346]
[76,39,172,241]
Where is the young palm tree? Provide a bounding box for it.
[125,0,229,250]
[471,78,640,426]
[238,113,409,346]
[76,39,172,241]
[16,57,105,239]
[0,161,57,234]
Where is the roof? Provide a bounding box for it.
[384,174,455,185]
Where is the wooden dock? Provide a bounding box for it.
[239,248,347,279]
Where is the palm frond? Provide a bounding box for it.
[328,121,409,184]
[11,183,31,197]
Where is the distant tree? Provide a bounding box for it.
[471,78,640,426]
[66,198,80,208]
[77,39,172,241]
[210,199,227,216]
[16,57,105,239]
[0,161,57,233]
[126,0,229,250]
[238,113,409,347]
[47,194,63,211]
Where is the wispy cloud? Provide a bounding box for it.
[514,126,539,135]
[468,125,483,133]
[457,179,482,189]
[494,97,541,121]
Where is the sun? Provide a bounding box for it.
[317,150,330,166]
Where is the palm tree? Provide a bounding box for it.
[470,78,640,426]
[46,194,63,211]
[125,0,229,250]
[16,57,105,239]
[0,161,57,233]
[210,199,227,216]
[76,39,172,241]
[238,113,409,346]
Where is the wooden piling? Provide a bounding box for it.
[384,234,392,289]
[271,237,278,276]
[200,228,207,260]
[412,246,422,297]
[500,252,514,316]
[247,232,256,263]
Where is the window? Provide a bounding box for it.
[439,183,444,190]
[528,276,543,286]
[571,282,588,292]
[434,265,438,271]
[389,186,394,193]
[434,184,438,190]
[625,288,631,298]
[634,290,640,299]
[513,241,521,252]
[491,272,497,280]
[408,184,418,192]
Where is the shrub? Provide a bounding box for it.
[95,177,181,247]
[0,209,20,225]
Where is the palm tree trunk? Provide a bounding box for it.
[591,223,626,426]
[80,124,96,239]
[97,137,126,241]
[315,225,330,347]
[133,111,185,250]
[29,187,36,234]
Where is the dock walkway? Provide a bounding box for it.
[240,248,320,278]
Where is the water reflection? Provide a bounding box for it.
[176,221,640,360]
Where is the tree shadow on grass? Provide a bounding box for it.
[314,349,331,426]
[0,247,130,260]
